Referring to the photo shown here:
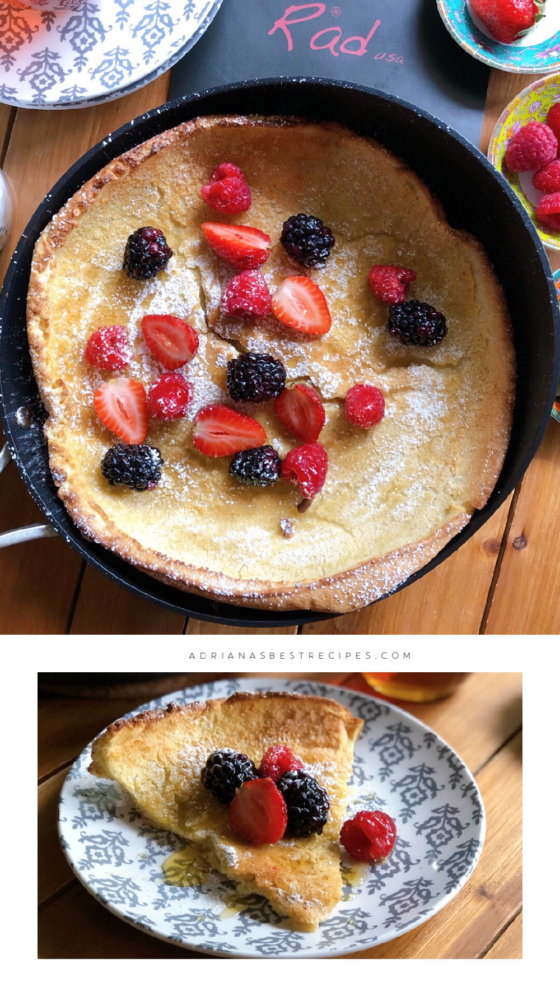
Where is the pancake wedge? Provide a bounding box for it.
[89,692,364,931]
[28,115,514,611]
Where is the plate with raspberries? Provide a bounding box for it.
[58,677,486,958]
[438,1,560,72]
[489,73,560,249]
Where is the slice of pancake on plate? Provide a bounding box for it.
[89,691,364,931]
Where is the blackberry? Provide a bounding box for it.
[201,749,258,804]
[226,352,286,402]
[101,444,163,491]
[387,300,447,347]
[123,227,173,280]
[229,445,281,487]
[280,213,335,268]
[277,770,330,837]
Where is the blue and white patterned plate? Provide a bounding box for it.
[0,1,223,109]
[58,678,486,958]
[438,0,560,73]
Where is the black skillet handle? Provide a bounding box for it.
[0,442,57,548]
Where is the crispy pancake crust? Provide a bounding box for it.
[28,115,515,612]
[89,692,364,930]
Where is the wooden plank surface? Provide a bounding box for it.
[38,672,522,958]
[2,69,559,633]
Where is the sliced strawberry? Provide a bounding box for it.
[93,377,148,445]
[141,315,199,370]
[201,222,272,269]
[193,404,266,458]
[229,778,288,845]
[274,383,325,442]
[271,276,331,335]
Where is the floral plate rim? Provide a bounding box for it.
[58,677,486,959]
[437,0,560,73]
[0,0,224,110]
[488,72,560,252]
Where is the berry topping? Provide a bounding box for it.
[101,443,163,491]
[367,265,417,305]
[193,404,267,458]
[147,373,192,421]
[276,770,330,838]
[229,777,288,845]
[387,300,447,347]
[271,276,331,336]
[274,383,325,442]
[201,222,272,269]
[141,315,199,370]
[281,442,328,501]
[201,162,251,214]
[505,121,557,173]
[201,749,258,805]
[259,745,304,782]
[533,159,560,194]
[221,270,272,317]
[547,103,560,144]
[94,377,148,444]
[345,384,385,428]
[123,227,173,280]
[229,445,282,487]
[340,811,397,863]
[227,352,286,403]
[85,325,131,370]
[469,0,545,45]
[536,191,560,231]
[280,213,335,268]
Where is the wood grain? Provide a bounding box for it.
[68,567,186,635]
[484,912,522,959]
[185,621,299,635]
[39,767,73,905]
[485,420,560,633]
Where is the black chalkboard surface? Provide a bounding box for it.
[170,0,489,146]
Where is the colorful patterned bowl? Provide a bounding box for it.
[437,0,560,72]
[488,73,560,251]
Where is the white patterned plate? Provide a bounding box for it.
[0,0,223,109]
[59,678,486,958]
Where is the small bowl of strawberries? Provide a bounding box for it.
[489,72,560,250]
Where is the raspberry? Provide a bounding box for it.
[340,811,397,863]
[280,213,335,268]
[533,159,560,194]
[367,265,416,304]
[221,271,272,317]
[85,326,131,370]
[226,352,286,402]
[147,373,192,420]
[201,749,258,804]
[101,444,163,491]
[536,192,560,231]
[229,445,281,487]
[281,442,328,502]
[547,103,560,144]
[123,227,173,280]
[345,384,385,428]
[259,745,304,782]
[276,770,330,837]
[505,121,557,173]
[201,162,251,214]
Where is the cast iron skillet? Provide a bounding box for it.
[1,78,558,628]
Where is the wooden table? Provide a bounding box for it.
[2,71,559,635]
[37,671,522,959]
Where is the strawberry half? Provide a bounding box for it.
[229,778,288,845]
[93,377,148,444]
[274,383,325,442]
[271,276,331,335]
[201,222,272,269]
[193,404,266,458]
[141,315,199,370]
